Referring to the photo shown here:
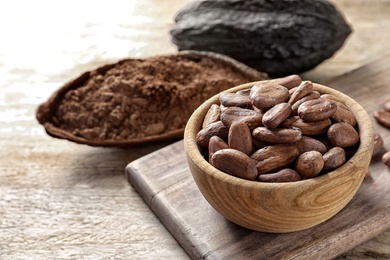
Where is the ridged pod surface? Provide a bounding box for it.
[171,0,352,76]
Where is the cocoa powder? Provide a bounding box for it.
[52,55,257,141]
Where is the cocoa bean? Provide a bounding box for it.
[327,122,360,147]
[219,92,252,109]
[294,136,327,155]
[196,121,229,147]
[262,102,292,129]
[373,132,384,157]
[257,168,302,183]
[251,144,299,174]
[295,151,324,179]
[250,82,290,110]
[272,74,302,90]
[208,136,229,161]
[288,81,313,105]
[211,149,258,180]
[252,126,302,143]
[382,151,390,167]
[373,110,390,129]
[298,98,337,122]
[228,121,253,155]
[291,91,321,115]
[331,101,357,126]
[290,118,332,136]
[322,147,346,172]
[202,104,221,128]
[221,107,263,129]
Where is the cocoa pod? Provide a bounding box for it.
[262,102,292,129]
[257,168,301,183]
[298,98,337,122]
[322,147,346,172]
[295,151,324,179]
[196,121,229,147]
[228,121,253,155]
[252,126,302,144]
[221,107,263,130]
[327,122,360,147]
[170,0,352,76]
[211,149,258,180]
[251,144,299,174]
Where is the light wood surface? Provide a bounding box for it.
[1,0,390,259]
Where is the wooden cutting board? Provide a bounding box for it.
[126,55,390,260]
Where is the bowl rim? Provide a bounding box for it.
[184,80,374,189]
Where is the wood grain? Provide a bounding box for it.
[126,55,390,259]
[1,0,390,259]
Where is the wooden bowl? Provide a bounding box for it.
[184,81,374,233]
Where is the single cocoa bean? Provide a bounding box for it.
[290,118,332,136]
[228,121,253,155]
[298,98,337,122]
[219,92,252,109]
[256,168,302,183]
[262,102,292,129]
[272,74,302,90]
[211,149,258,180]
[373,110,390,129]
[382,151,390,167]
[208,136,229,161]
[327,122,360,147]
[252,126,302,143]
[373,132,384,157]
[250,82,290,110]
[251,144,299,174]
[322,147,346,172]
[221,107,263,129]
[196,121,229,147]
[288,81,313,105]
[295,151,324,179]
[291,91,321,115]
[330,101,357,126]
[202,104,221,128]
[294,136,328,155]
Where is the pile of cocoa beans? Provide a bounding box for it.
[196,75,361,182]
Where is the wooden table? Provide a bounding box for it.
[1,0,389,258]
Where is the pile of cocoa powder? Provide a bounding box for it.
[52,55,256,141]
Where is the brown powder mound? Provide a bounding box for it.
[37,51,267,146]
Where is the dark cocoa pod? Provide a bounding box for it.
[170,0,352,76]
